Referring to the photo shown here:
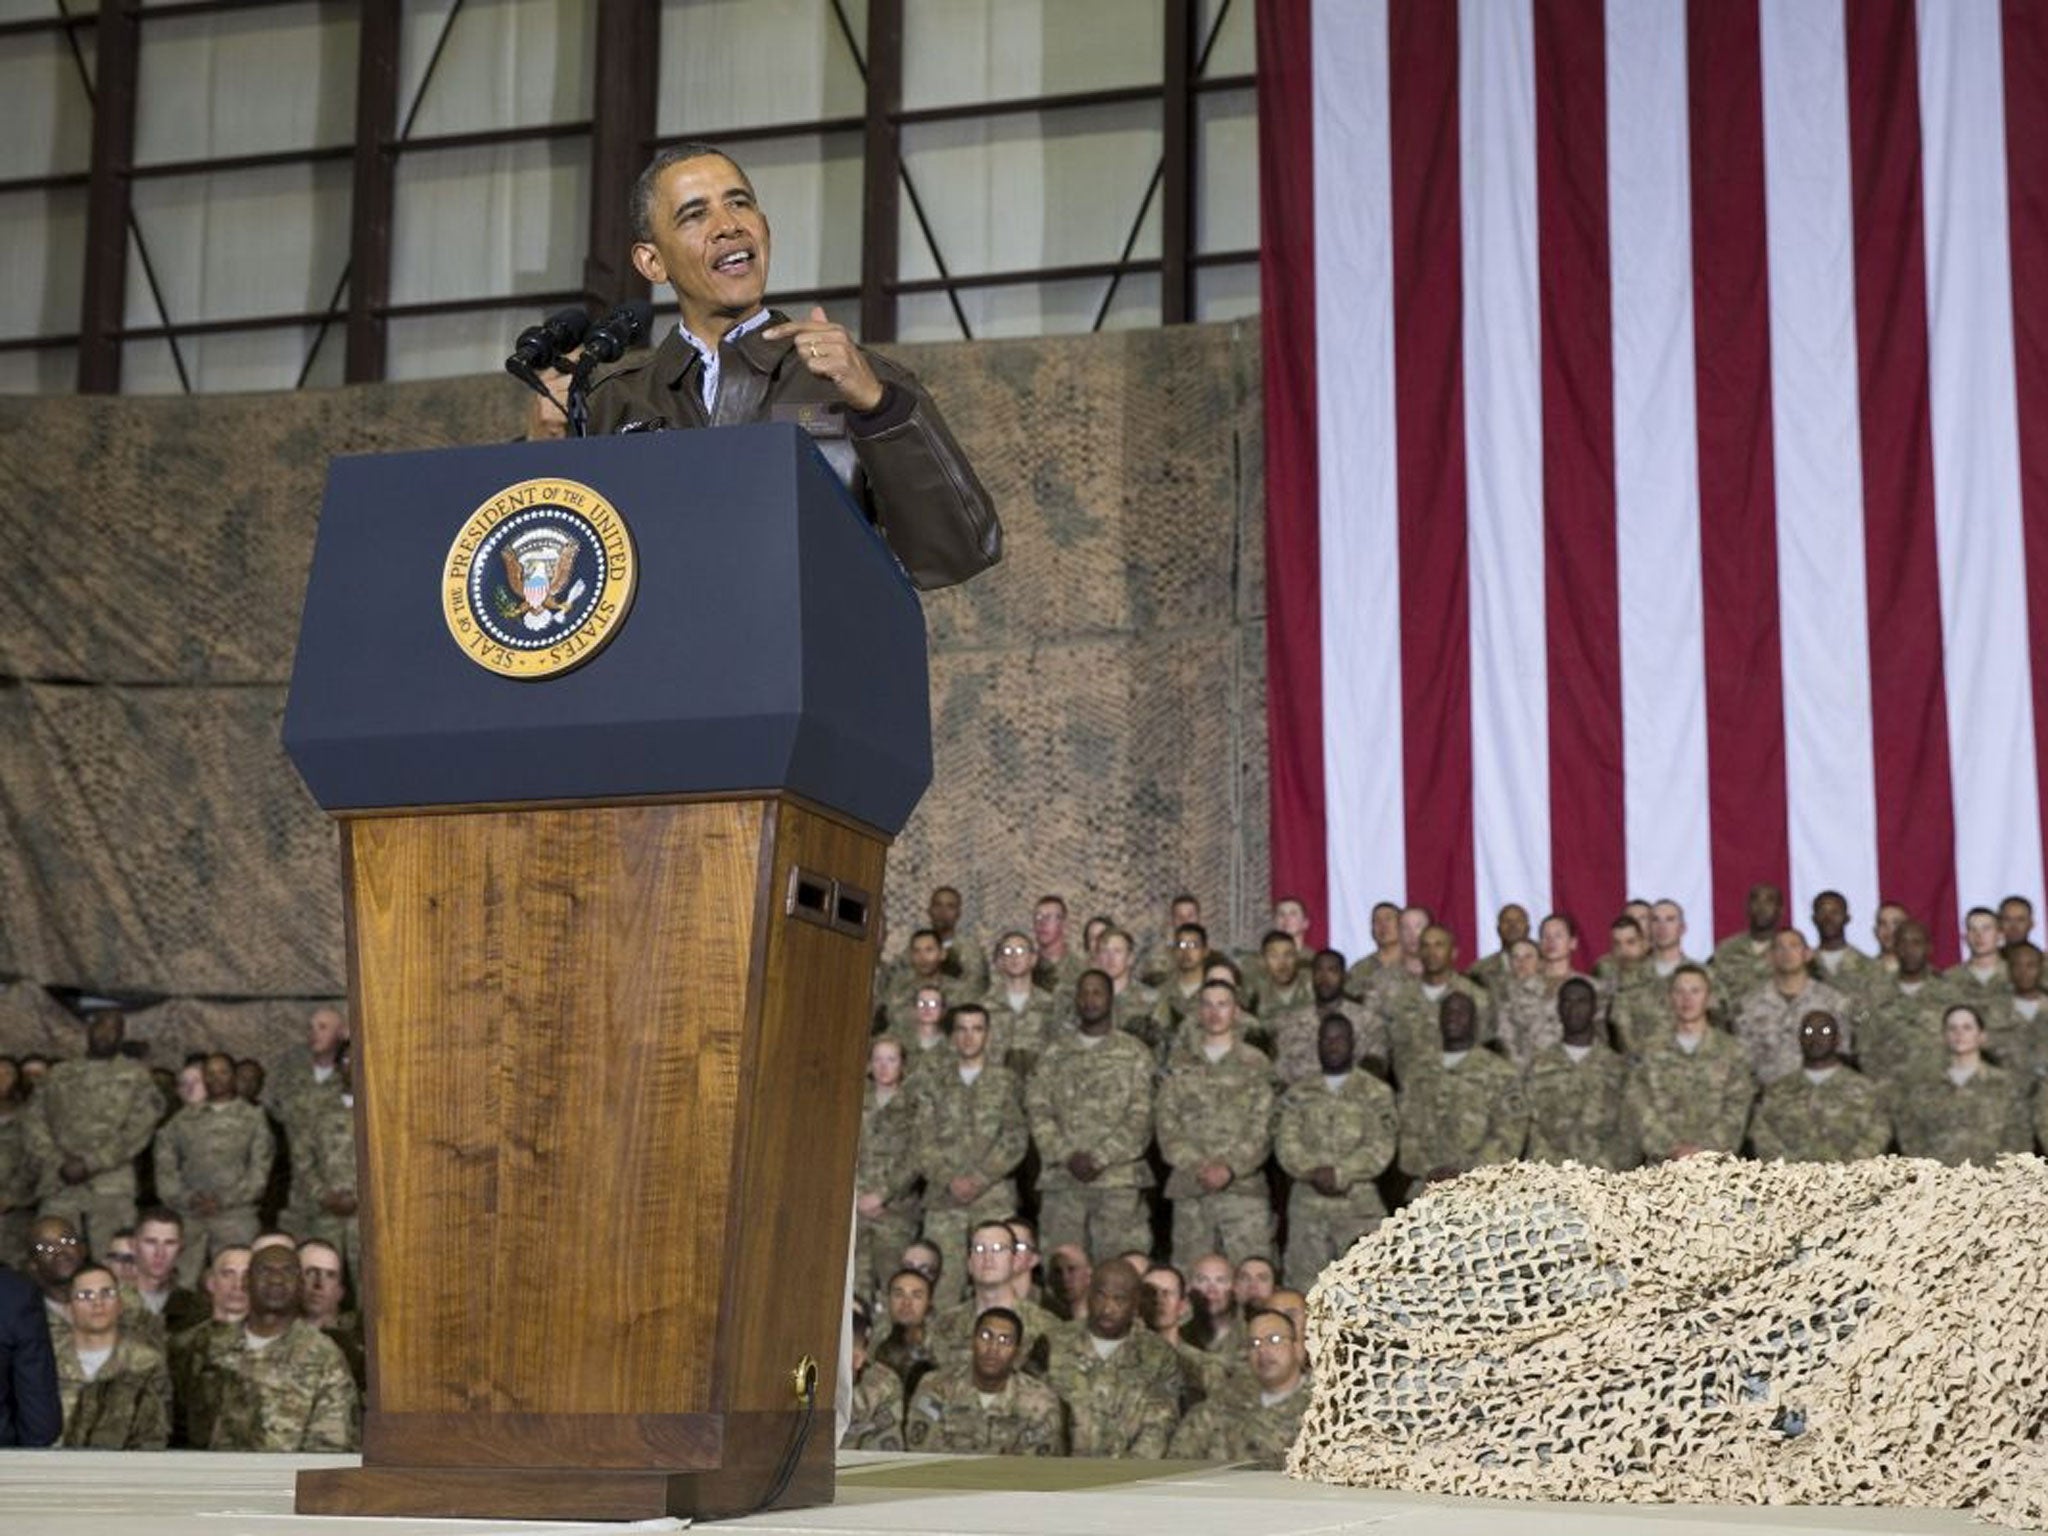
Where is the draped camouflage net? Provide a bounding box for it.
[1291,1155,2048,1527]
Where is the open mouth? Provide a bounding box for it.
[711,248,756,277]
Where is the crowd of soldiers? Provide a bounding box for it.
[0,1005,360,1449]
[845,883,2048,1459]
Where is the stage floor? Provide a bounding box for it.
[0,1449,1991,1535]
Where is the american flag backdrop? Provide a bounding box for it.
[1257,0,2048,968]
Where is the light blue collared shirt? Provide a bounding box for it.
[677,308,773,413]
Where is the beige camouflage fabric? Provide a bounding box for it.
[206,1318,359,1452]
[905,1365,1067,1455]
[1748,1065,1890,1162]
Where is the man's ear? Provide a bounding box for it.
[631,241,667,287]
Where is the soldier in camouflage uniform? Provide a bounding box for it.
[1156,981,1275,1267]
[877,930,963,1039]
[1343,902,1409,1001]
[1731,930,1858,1084]
[1139,1263,1229,1410]
[1945,907,2013,1011]
[888,985,956,1087]
[54,1263,171,1448]
[855,1036,921,1306]
[1026,971,1155,1262]
[1893,1005,2032,1166]
[1524,979,1635,1171]
[982,931,1060,1074]
[294,1058,360,1281]
[1166,1306,1309,1466]
[1808,890,1881,1001]
[911,1005,1027,1288]
[24,1012,163,1252]
[297,1238,364,1392]
[872,1267,936,1391]
[1748,1011,1889,1162]
[1275,1015,1396,1284]
[1031,897,1087,1010]
[1995,941,2048,1080]
[1396,993,1526,1198]
[1599,917,1657,1054]
[1094,930,1162,1050]
[1270,950,1387,1087]
[1246,932,1314,1024]
[841,1307,905,1451]
[1467,904,1532,997]
[1858,921,1955,1091]
[268,1004,350,1241]
[1378,926,1494,1084]
[205,1244,359,1451]
[1492,954,1563,1073]
[1624,966,1755,1162]
[923,1220,1061,1374]
[154,1053,274,1286]
[1149,922,1213,1042]
[925,883,990,995]
[905,1306,1067,1455]
[0,1058,36,1267]
[1043,1259,1180,1457]
[1710,883,1786,1003]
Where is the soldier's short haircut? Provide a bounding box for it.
[1542,911,1580,939]
[975,1305,1023,1340]
[1967,905,1999,922]
[1235,1255,1275,1281]
[945,1002,989,1034]
[1814,888,1848,906]
[1261,929,1296,949]
[1670,962,1712,989]
[887,1267,932,1296]
[932,884,961,900]
[1145,1261,1186,1289]
[1558,977,1596,1005]
[909,927,941,946]
[1176,922,1209,945]
[1246,1306,1296,1339]
[629,142,745,243]
[1171,892,1201,908]
[1076,967,1111,990]
[1315,947,1347,968]
[1203,957,1243,985]
[1035,894,1068,913]
[1198,978,1239,1000]
[1096,927,1134,951]
[1320,1011,1355,1038]
[2009,940,2041,960]
[968,1218,1015,1252]
[135,1207,182,1232]
[1610,915,1643,938]
[2002,894,2035,913]
[1944,1002,1987,1033]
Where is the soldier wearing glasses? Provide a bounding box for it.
[905,1306,1066,1456]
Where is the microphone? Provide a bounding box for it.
[565,300,655,438]
[579,300,655,365]
[505,305,590,375]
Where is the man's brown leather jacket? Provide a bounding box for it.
[586,313,1001,590]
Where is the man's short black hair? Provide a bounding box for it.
[630,142,745,243]
[1261,929,1295,949]
[135,1207,182,1232]
[975,1305,1023,1339]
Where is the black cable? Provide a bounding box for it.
[753,1361,819,1514]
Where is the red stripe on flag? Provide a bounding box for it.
[1844,0,1959,964]
[1388,0,1475,950]
[2005,0,2048,949]
[1686,0,1790,941]
[1536,0,1625,952]
[1256,0,1327,941]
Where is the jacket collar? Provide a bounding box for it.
[655,308,793,389]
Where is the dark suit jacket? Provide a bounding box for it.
[0,1265,61,1446]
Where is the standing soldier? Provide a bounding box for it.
[1524,979,1634,1170]
[1624,966,1755,1162]
[1711,883,1786,1001]
[1150,921,1214,1040]
[1808,890,1880,1000]
[854,1036,921,1307]
[1093,930,1161,1047]
[1274,1015,1397,1284]
[1043,1259,1180,1457]
[1156,981,1275,1267]
[152,1053,273,1286]
[1945,907,2013,1008]
[1731,930,1857,1084]
[1602,916,1662,1056]
[1026,971,1155,1264]
[24,1013,162,1253]
[294,1055,360,1283]
[904,1306,1067,1455]
[911,1004,1027,1291]
[54,1263,171,1448]
[982,930,1059,1074]
[1748,1011,1889,1162]
[1858,921,1955,1091]
[1378,926,1494,1084]
[1396,994,1526,1199]
[270,1005,350,1239]
[876,930,961,1038]
[1893,1005,2031,1166]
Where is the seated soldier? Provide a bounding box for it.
[1524,980,1635,1170]
[1005,1218,1042,1305]
[854,1036,921,1306]
[56,1263,170,1449]
[872,1267,936,1394]
[840,1303,905,1451]
[1748,1011,1890,1162]
[899,1239,942,1293]
[1045,1243,1091,1323]
[1395,993,1527,1199]
[298,1239,364,1392]
[1043,1259,1180,1457]
[1275,1015,1397,1282]
[1031,896,1086,1005]
[130,1208,207,1339]
[1893,1005,2031,1166]
[1140,1262,1227,1410]
[1247,930,1314,1026]
[905,1306,1067,1455]
[923,1220,1058,1375]
[169,1243,249,1448]
[25,1217,85,1351]
[1184,1251,1242,1356]
[1167,1306,1310,1466]
[1623,966,1755,1162]
[204,1243,359,1451]
[1233,1256,1276,1315]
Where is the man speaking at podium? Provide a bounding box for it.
[535,144,1000,593]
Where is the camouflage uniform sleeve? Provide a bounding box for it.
[1223,1071,1274,1180]
[21,1097,60,1196]
[114,1069,166,1167]
[1622,1064,1669,1163]
[1338,1079,1399,1188]
[1396,1078,1435,1177]
[978,1073,1029,1185]
[153,1118,190,1206]
[1154,1077,1199,1171]
[1475,1066,1528,1165]
[1023,1057,1067,1162]
[1711,1051,1756,1153]
[298,1335,362,1452]
[1168,1399,1224,1459]
[1095,1049,1156,1167]
[1273,1088,1316,1179]
[226,1109,275,1209]
[1747,1083,1789,1161]
[1128,1390,1179,1459]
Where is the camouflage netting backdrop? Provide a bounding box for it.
[1292,1155,2048,1526]
[0,323,1269,1068]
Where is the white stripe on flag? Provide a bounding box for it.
[1460,0,1548,926]
[1312,0,1404,957]
[1759,0,1882,936]
[1917,0,2047,917]
[1607,0,1714,934]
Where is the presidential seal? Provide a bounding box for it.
[441,477,636,678]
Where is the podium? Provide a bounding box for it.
[281,427,929,1521]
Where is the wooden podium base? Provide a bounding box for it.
[297,794,884,1523]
